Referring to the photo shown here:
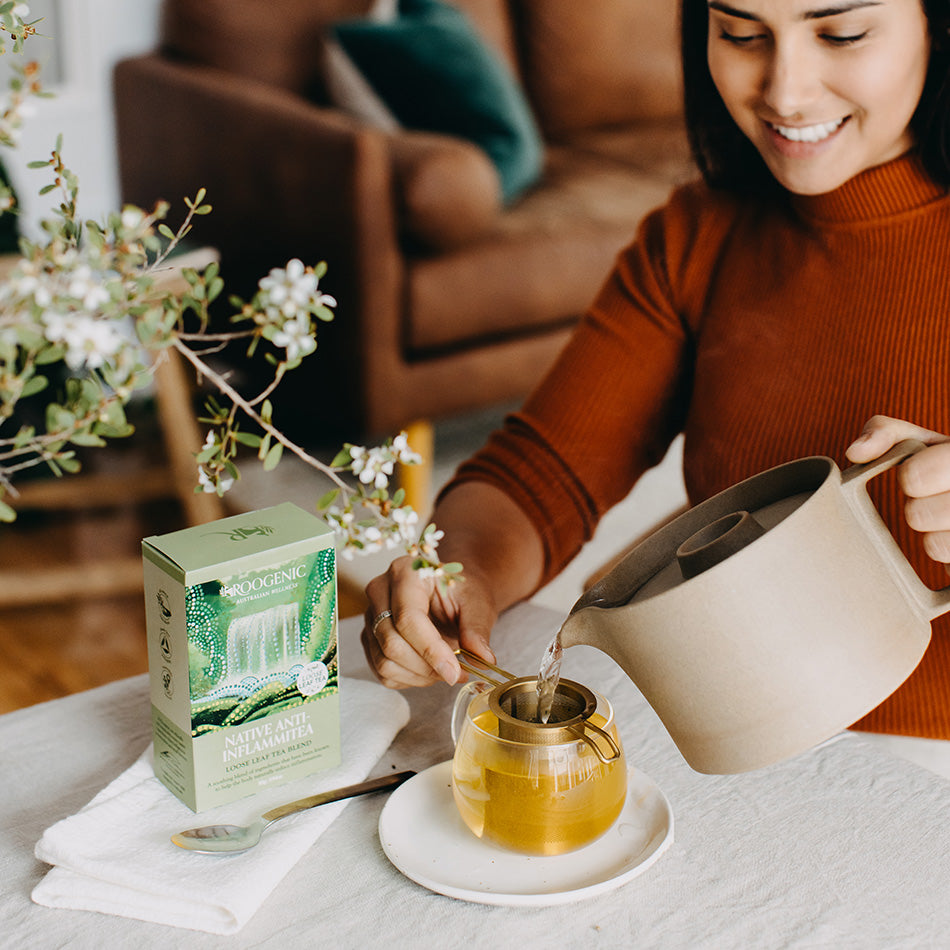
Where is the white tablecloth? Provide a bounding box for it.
[4,601,950,949]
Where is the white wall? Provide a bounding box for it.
[5,0,162,239]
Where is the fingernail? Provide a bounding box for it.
[437,659,459,685]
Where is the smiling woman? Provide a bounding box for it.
[683,0,950,193]
[359,0,950,761]
[702,0,930,194]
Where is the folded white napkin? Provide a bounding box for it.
[32,678,410,935]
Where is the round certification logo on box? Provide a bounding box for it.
[296,661,329,696]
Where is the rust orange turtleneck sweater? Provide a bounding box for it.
[451,153,950,739]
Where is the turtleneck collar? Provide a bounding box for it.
[791,152,948,225]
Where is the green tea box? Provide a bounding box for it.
[142,502,340,812]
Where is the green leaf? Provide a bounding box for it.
[233,432,262,448]
[98,400,128,430]
[13,425,34,448]
[94,422,135,439]
[263,442,283,471]
[441,561,464,575]
[45,403,75,433]
[317,489,339,510]
[330,448,352,467]
[35,343,66,365]
[20,374,47,397]
[0,499,16,523]
[70,432,107,447]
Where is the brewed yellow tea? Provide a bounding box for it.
[452,707,626,855]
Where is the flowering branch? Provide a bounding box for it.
[0,5,462,585]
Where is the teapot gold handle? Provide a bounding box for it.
[841,438,950,621]
[568,719,623,764]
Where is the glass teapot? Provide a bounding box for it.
[450,650,626,856]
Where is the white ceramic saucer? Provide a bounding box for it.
[378,760,673,907]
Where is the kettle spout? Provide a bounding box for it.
[559,597,622,653]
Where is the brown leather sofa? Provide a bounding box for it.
[114,0,694,443]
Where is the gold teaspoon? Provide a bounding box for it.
[171,770,416,854]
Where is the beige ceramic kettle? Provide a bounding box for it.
[560,440,950,774]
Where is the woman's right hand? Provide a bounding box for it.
[361,555,498,689]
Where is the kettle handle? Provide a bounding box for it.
[840,438,927,489]
[841,438,950,620]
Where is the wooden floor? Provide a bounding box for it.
[0,498,176,714]
[0,447,367,716]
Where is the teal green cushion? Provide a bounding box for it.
[330,0,543,204]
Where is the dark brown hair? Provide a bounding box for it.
[681,0,950,195]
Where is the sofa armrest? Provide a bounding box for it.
[386,129,502,251]
[114,54,399,292]
[113,53,404,434]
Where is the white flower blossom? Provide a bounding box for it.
[259,259,317,318]
[392,505,420,542]
[271,314,316,362]
[42,310,124,370]
[351,445,394,489]
[121,207,145,231]
[67,266,110,310]
[360,525,383,553]
[12,4,30,17]
[5,270,51,308]
[258,258,336,321]
[391,432,422,465]
[198,466,233,494]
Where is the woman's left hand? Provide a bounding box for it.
[846,415,950,567]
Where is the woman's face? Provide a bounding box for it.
[706,0,931,194]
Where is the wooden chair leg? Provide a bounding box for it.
[151,348,226,526]
[397,419,434,515]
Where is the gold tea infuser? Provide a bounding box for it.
[454,648,620,763]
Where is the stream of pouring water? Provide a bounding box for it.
[536,625,564,724]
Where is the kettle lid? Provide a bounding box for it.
[605,455,833,606]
